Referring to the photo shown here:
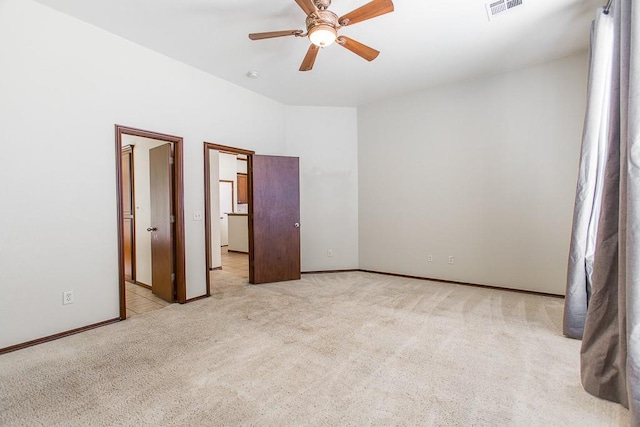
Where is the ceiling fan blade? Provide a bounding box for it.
[337,36,380,61]
[295,0,317,16]
[300,44,320,71]
[339,0,394,26]
[249,30,303,40]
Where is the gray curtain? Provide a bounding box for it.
[563,0,639,422]
[564,9,614,340]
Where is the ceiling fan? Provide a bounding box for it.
[249,0,394,71]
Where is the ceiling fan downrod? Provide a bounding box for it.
[313,0,332,10]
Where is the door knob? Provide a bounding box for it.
[294,223,300,228]
[146,227,157,232]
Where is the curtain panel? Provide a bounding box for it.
[564,10,614,340]
[564,0,639,421]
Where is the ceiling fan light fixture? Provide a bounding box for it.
[308,25,337,47]
[249,0,395,71]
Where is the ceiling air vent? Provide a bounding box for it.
[486,0,523,21]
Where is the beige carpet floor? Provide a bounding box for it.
[0,271,630,426]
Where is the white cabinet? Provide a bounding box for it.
[227,213,249,253]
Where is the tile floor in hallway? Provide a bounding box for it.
[125,281,170,318]
[220,246,249,279]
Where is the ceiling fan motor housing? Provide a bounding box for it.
[306,9,339,32]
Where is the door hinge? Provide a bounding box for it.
[169,156,174,165]
[171,273,175,282]
[170,215,175,223]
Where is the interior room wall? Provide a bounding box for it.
[209,150,222,269]
[285,106,359,272]
[219,152,238,213]
[358,52,589,295]
[237,158,248,174]
[122,135,168,287]
[0,0,287,349]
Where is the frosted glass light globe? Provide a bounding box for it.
[309,25,337,47]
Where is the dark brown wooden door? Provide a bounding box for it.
[250,155,300,284]
[121,146,135,281]
[149,144,175,302]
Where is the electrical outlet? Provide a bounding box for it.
[193,211,203,221]
[448,256,455,265]
[327,250,333,257]
[427,255,433,262]
[63,291,74,305]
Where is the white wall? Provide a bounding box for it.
[237,158,248,174]
[0,0,287,348]
[209,150,222,269]
[219,152,238,212]
[285,106,360,271]
[358,53,589,295]
[122,135,167,287]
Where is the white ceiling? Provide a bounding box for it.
[34,0,601,107]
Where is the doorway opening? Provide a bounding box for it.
[205,142,302,291]
[204,143,254,294]
[115,125,187,319]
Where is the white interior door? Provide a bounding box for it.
[219,181,233,246]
